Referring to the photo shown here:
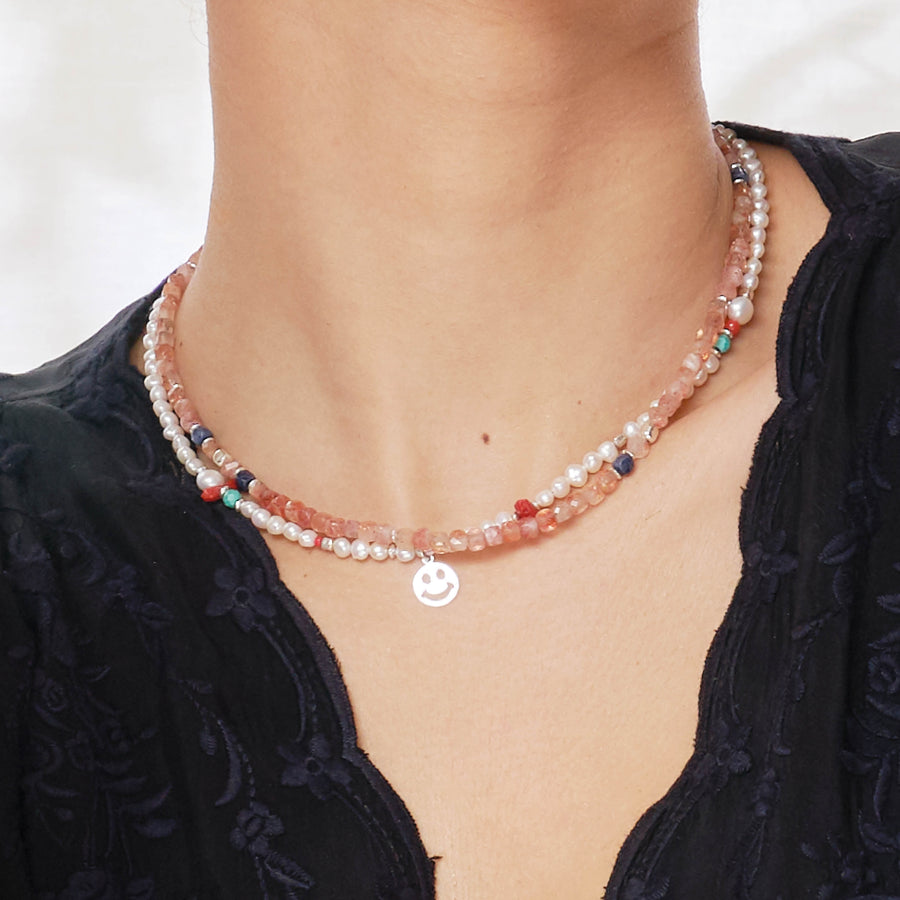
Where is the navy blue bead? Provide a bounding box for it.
[190,425,214,447]
[235,469,256,492]
[612,453,635,477]
[730,163,750,184]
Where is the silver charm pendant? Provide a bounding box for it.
[412,558,460,607]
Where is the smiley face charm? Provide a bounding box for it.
[412,559,460,607]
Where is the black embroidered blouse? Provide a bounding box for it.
[2,128,900,900]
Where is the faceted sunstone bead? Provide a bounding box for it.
[466,528,487,551]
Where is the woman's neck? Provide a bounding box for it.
[176,0,731,524]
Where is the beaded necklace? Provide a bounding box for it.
[142,125,767,607]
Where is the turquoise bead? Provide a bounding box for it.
[714,332,732,354]
[222,488,241,509]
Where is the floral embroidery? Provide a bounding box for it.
[206,566,277,631]
[280,734,352,800]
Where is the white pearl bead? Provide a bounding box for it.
[397,548,416,563]
[171,434,190,451]
[636,412,651,429]
[195,469,225,491]
[694,367,709,387]
[350,540,369,561]
[152,400,172,418]
[240,501,259,518]
[750,183,767,201]
[753,198,770,214]
[751,226,767,244]
[704,353,721,374]
[750,170,764,185]
[623,421,641,439]
[598,441,618,462]
[144,362,159,377]
[159,411,178,430]
[151,297,163,310]
[551,476,571,499]
[142,334,154,350]
[163,425,180,442]
[535,489,555,509]
[266,515,286,536]
[495,511,513,525]
[370,543,389,561]
[750,210,769,229]
[148,385,167,404]
[751,242,766,259]
[332,538,351,558]
[565,464,588,488]
[283,523,302,542]
[583,451,603,474]
[727,295,754,325]
[745,257,762,276]
[742,273,759,293]
[732,138,747,152]
[185,457,204,477]
[176,446,195,465]
[143,374,162,390]
[299,530,317,548]
[251,508,271,530]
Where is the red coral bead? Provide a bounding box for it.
[514,498,538,519]
[201,485,225,502]
[724,319,741,338]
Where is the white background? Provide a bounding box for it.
[1,0,899,374]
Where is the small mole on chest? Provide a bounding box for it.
[481,432,490,445]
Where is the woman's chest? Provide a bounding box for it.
[263,380,774,897]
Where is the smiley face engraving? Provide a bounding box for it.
[413,560,460,607]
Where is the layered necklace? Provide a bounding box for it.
[142,125,767,607]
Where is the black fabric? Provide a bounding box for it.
[2,128,900,899]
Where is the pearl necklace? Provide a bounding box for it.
[142,125,767,607]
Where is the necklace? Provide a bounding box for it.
[142,124,767,607]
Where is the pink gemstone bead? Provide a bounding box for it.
[395,528,414,551]
[553,502,572,524]
[519,517,540,540]
[249,481,274,502]
[626,434,650,459]
[568,493,590,516]
[413,528,431,552]
[268,494,288,517]
[374,524,393,546]
[343,520,360,540]
[483,525,503,547]
[431,532,451,553]
[718,266,744,300]
[222,460,241,479]
[597,469,619,495]
[326,518,344,539]
[449,530,468,552]
[466,528,487,551]
[656,390,681,418]
[649,406,669,429]
[284,500,306,525]
[297,507,315,529]
[583,482,605,506]
[358,521,377,543]
[501,520,521,543]
[311,512,330,533]
[536,509,558,533]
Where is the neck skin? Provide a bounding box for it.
[176,0,730,526]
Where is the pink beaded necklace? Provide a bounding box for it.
[142,125,768,607]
